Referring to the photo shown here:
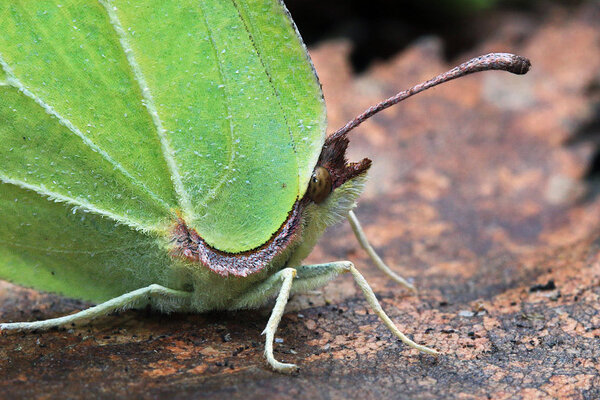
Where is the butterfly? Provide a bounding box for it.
[0,0,529,372]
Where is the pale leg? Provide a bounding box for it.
[0,284,192,332]
[234,262,437,372]
[344,262,437,355]
[347,210,416,292]
[232,267,298,372]
[302,261,436,355]
[262,268,297,373]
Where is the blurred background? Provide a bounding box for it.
[288,0,585,69]
[287,0,599,181]
[276,0,600,292]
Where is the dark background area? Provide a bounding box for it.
[287,0,572,70]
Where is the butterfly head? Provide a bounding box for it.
[307,134,371,205]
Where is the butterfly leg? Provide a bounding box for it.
[233,261,436,373]
[340,261,437,355]
[347,210,416,292]
[0,284,192,332]
[295,261,436,356]
[233,264,347,372]
[233,267,298,372]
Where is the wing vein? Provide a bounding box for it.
[101,1,194,219]
[195,3,238,205]
[230,0,300,194]
[0,174,156,233]
[0,56,172,213]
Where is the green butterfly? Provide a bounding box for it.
[0,0,529,372]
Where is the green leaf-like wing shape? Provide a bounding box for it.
[108,0,326,252]
[0,181,174,302]
[0,0,325,260]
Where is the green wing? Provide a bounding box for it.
[109,0,326,251]
[0,181,174,302]
[1,2,177,228]
[0,0,324,300]
[1,0,325,252]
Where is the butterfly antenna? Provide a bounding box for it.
[329,53,531,141]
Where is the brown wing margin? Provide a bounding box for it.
[170,131,373,277]
[170,201,303,277]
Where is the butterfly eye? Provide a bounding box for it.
[308,166,332,204]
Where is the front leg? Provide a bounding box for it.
[233,262,437,373]
[232,267,298,372]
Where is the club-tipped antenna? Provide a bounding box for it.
[329,53,531,142]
